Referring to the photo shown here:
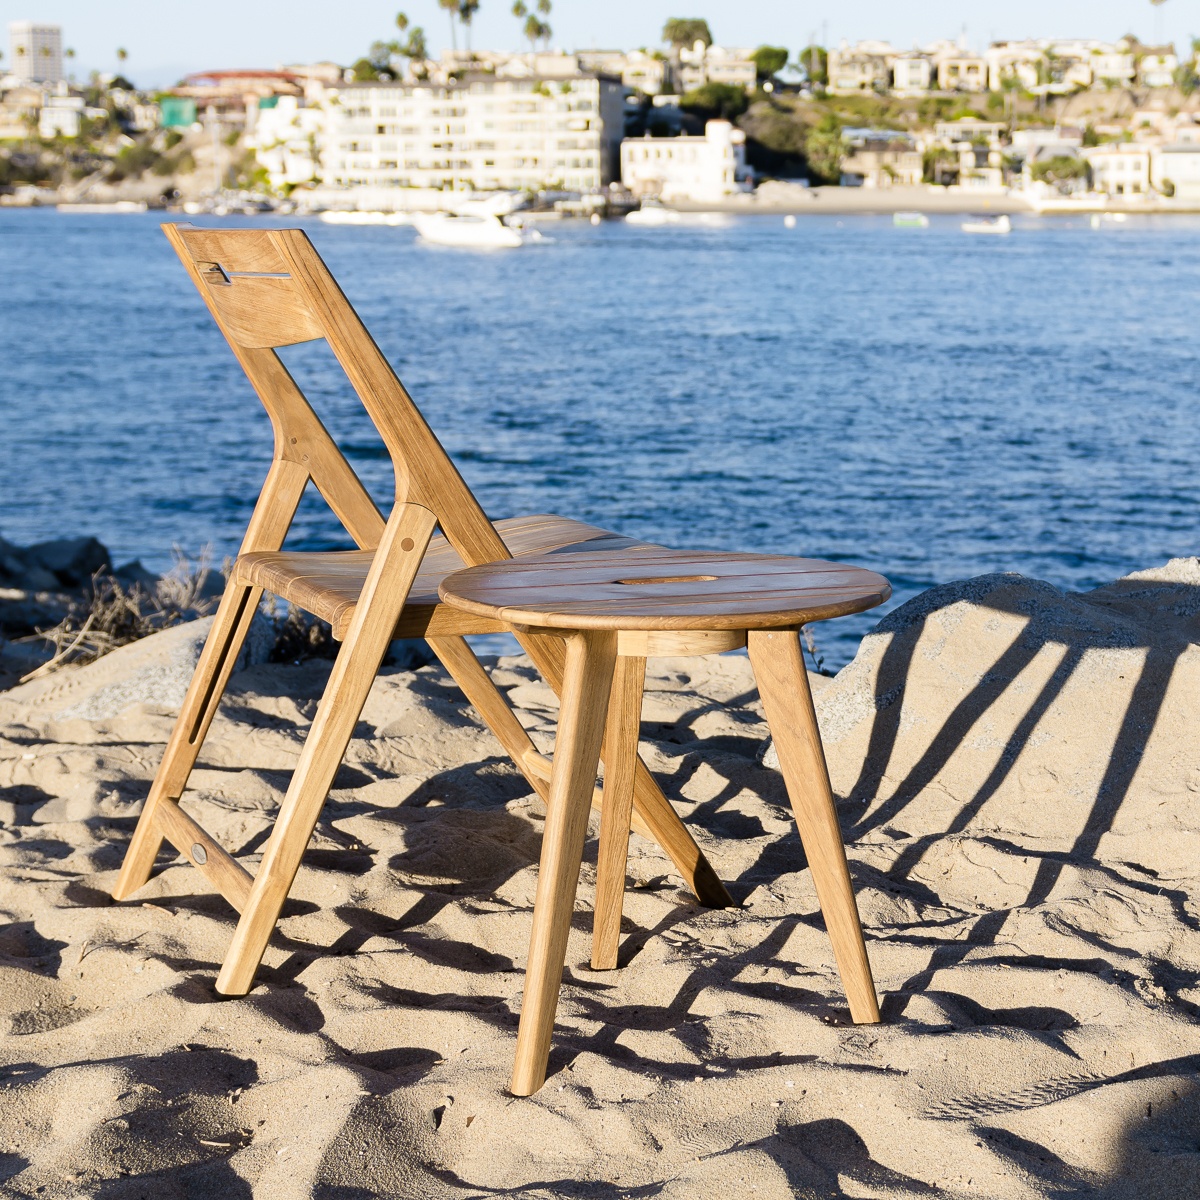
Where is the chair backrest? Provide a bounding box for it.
[163,223,509,566]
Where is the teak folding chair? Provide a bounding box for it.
[113,224,730,996]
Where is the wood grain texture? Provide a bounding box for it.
[592,655,646,970]
[747,629,880,1024]
[439,548,891,631]
[152,798,253,913]
[616,629,745,657]
[236,515,646,640]
[217,503,437,996]
[511,630,617,1096]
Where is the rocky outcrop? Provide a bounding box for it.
[764,558,1200,877]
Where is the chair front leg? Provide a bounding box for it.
[748,629,880,1024]
[215,503,437,996]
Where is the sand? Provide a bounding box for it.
[1,562,1199,1197]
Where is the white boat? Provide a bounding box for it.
[961,214,1012,235]
[625,203,681,226]
[319,210,410,226]
[450,191,526,218]
[410,211,524,248]
[894,211,929,228]
[57,200,148,214]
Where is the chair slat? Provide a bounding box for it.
[202,276,325,348]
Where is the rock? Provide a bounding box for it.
[22,536,110,587]
[110,559,162,593]
[761,560,1200,872]
[1,609,279,720]
[0,533,111,591]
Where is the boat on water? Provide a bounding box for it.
[57,200,148,214]
[961,214,1012,235]
[626,202,681,226]
[410,211,524,248]
[626,203,730,228]
[894,211,929,228]
[319,210,411,226]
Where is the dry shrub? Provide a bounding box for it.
[19,548,222,682]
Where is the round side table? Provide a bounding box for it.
[439,545,890,1095]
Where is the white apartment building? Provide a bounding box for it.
[1137,48,1178,89]
[1084,143,1152,195]
[620,119,749,202]
[827,42,895,93]
[38,90,83,137]
[1152,144,1200,200]
[676,43,756,93]
[320,72,625,193]
[937,50,988,92]
[8,21,62,84]
[250,94,325,187]
[891,52,933,95]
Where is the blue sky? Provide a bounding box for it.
[11,1,1200,87]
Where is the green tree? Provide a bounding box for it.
[679,82,748,121]
[663,18,713,50]
[804,114,844,183]
[797,44,827,86]
[1030,155,1088,192]
[751,45,789,81]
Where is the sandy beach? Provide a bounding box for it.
[0,560,1198,1196]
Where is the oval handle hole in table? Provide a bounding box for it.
[614,575,718,585]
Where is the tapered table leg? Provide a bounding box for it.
[511,629,618,1096]
[748,629,880,1024]
[592,654,646,969]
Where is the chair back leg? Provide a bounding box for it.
[113,579,263,900]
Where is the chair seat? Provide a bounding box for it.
[235,514,655,640]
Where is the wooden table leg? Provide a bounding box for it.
[592,654,646,970]
[748,629,880,1024]
[511,629,617,1096]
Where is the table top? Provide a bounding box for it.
[438,547,891,632]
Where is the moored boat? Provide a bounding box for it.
[319,210,411,226]
[57,200,148,214]
[894,211,929,228]
[961,214,1012,235]
[410,211,524,248]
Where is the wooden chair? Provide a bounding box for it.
[113,224,730,997]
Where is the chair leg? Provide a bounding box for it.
[592,654,645,970]
[748,629,880,1024]
[517,630,732,910]
[113,579,262,900]
[511,630,617,1096]
[215,504,437,996]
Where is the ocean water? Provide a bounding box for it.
[2,208,1199,668]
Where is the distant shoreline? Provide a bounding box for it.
[672,186,1200,216]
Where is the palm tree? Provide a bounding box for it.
[459,1,480,55]
[438,0,459,54]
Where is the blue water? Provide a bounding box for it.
[3,208,1199,668]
